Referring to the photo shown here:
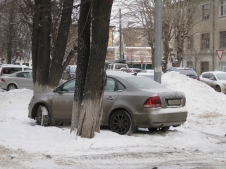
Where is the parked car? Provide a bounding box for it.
[0,64,32,77]
[107,59,129,71]
[62,65,77,80]
[200,71,226,93]
[0,70,33,90]
[166,67,199,80]
[28,71,187,135]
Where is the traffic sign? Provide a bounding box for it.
[216,50,224,60]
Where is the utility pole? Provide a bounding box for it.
[212,0,215,71]
[119,8,122,59]
[154,0,162,83]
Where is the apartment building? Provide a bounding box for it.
[183,0,226,74]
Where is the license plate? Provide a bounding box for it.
[168,99,181,106]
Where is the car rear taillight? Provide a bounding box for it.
[143,96,161,108]
[196,77,200,81]
[0,78,5,82]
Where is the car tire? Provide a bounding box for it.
[216,86,221,92]
[36,105,50,126]
[7,84,17,91]
[110,110,133,135]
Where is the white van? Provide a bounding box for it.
[107,59,128,71]
[0,64,32,77]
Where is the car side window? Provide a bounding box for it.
[202,73,209,79]
[11,68,22,73]
[105,77,116,91]
[62,79,75,91]
[16,72,24,77]
[116,80,126,91]
[209,73,216,80]
[23,72,30,78]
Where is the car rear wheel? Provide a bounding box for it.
[36,105,50,126]
[216,86,221,92]
[110,110,133,135]
[7,84,17,91]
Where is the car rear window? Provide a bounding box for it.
[176,69,198,76]
[126,76,164,89]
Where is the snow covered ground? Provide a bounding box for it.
[0,72,226,169]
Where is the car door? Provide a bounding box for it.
[51,79,75,120]
[208,73,217,88]
[15,72,32,89]
[102,77,119,125]
[200,73,210,84]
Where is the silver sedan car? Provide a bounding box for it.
[200,71,226,93]
[0,70,33,90]
[28,71,187,135]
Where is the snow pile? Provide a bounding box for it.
[0,89,33,122]
[162,71,226,119]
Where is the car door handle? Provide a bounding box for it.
[107,96,114,100]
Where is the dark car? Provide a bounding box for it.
[166,67,199,80]
[62,65,77,80]
[28,71,187,135]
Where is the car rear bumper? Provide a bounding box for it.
[132,107,187,128]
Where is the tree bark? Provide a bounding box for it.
[32,0,74,94]
[71,0,91,132]
[32,0,51,94]
[49,0,74,87]
[71,0,113,138]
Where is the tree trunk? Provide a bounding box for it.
[32,0,74,94]
[71,0,113,138]
[32,0,51,94]
[49,0,74,87]
[71,0,91,132]
[6,0,15,64]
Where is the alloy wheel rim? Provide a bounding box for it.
[112,114,129,134]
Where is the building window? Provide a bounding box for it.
[202,4,210,19]
[220,31,226,48]
[221,0,226,16]
[187,61,193,68]
[187,38,193,49]
[201,33,210,49]
[220,62,226,72]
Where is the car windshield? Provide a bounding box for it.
[69,66,77,73]
[215,73,226,80]
[126,76,164,89]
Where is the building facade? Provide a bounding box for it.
[105,46,152,69]
[183,0,226,75]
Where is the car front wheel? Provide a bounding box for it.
[36,105,50,126]
[110,110,133,135]
[216,86,221,92]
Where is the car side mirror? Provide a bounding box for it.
[53,86,62,93]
